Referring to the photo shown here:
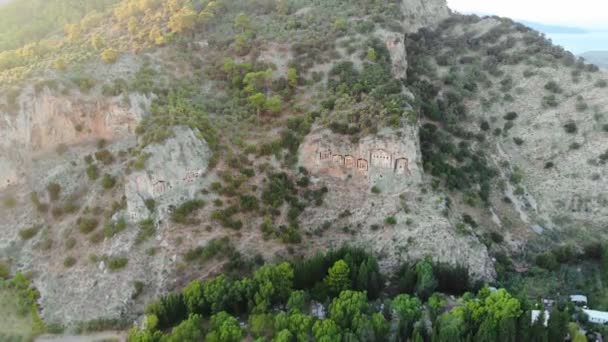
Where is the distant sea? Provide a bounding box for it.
[544,31,608,54]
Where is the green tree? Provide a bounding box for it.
[287,68,298,88]
[249,313,275,339]
[265,95,283,115]
[329,290,367,329]
[251,262,294,313]
[434,311,464,342]
[312,319,341,342]
[371,313,389,342]
[248,92,266,122]
[286,290,307,313]
[101,49,119,64]
[325,260,351,296]
[547,307,569,342]
[168,7,198,33]
[203,275,233,314]
[415,259,437,299]
[165,314,204,342]
[91,34,105,51]
[273,329,293,342]
[205,312,243,342]
[234,13,251,32]
[428,293,446,323]
[392,294,422,340]
[182,280,206,315]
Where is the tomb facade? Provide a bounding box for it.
[357,159,368,171]
[345,156,355,168]
[320,150,332,161]
[371,149,392,169]
[333,155,345,166]
[395,158,409,175]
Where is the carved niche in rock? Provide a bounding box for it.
[357,159,368,171]
[371,149,392,169]
[345,156,355,169]
[394,158,410,175]
[333,155,345,166]
[320,150,332,162]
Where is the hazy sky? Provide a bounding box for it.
[447,0,608,29]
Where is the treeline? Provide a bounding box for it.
[0,0,118,52]
[127,247,575,341]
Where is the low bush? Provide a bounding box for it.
[47,182,62,201]
[94,149,114,165]
[101,174,116,189]
[86,165,99,180]
[385,216,397,225]
[107,257,128,271]
[135,219,155,244]
[19,226,40,240]
[563,121,577,134]
[171,199,205,224]
[78,217,99,234]
[103,218,127,238]
[64,256,77,268]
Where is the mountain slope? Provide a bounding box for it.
[0,0,606,332]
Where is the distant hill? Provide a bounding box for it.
[517,20,588,34]
[581,51,608,69]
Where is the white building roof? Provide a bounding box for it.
[570,295,588,303]
[584,309,608,324]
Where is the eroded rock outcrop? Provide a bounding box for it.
[298,127,495,280]
[1,88,150,153]
[126,126,212,223]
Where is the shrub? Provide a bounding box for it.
[19,226,40,240]
[107,257,128,271]
[94,149,114,165]
[503,112,518,120]
[0,260,10,279]
[563,121,577,134]
[544,162,554,169]
[542,95,558,108]
[544,80,562,93]
[171,199,205,224]
[239,195,259,212]
[103,218,127,238]
[136,219,155,244]
[86,165,99,180]
[101,174,116,189]
[513,137,524,145]
[47,182,62,201]
[101,49,119,64]
[535,252,559,271]
[144,199,156,212]
[385,216,397,225]
[65,237,77,250]
[64,256,77,268]
[595,79,607,88]
[78,217,99,234]
[489,231,504,243]
[371,186,381,194]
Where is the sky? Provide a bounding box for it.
[447,0,608,30]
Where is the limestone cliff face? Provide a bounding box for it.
[5,88,150,152]
[126,126,212,223]
[298,127,495,280]
[0,87,151,190]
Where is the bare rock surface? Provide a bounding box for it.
[299,127,495,280]
[126,126,211,223]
